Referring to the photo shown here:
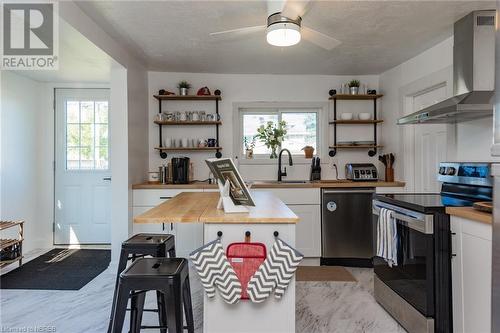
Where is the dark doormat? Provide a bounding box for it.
[0,248,110,290]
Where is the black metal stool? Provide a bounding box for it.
[108,233,176,333]
[110,257,194,333]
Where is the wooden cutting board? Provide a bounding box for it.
[473,201,493,213]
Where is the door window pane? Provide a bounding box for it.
[242,114,279,155]
[65,100,109,170]
[282,112,317,154]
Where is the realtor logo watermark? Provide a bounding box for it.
[1,1,59,70]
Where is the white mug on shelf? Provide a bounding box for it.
[181,138,189,148]
[192,112,199,121]
[163,137,172,148]
[180,112,187,122]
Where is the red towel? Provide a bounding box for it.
[226,242,266,300]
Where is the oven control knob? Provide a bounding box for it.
[439,167,446,175]
[446,167,456,175]
[326,201,337,212]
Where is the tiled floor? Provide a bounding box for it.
[0,250,404,333]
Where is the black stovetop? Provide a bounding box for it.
[374,193,478,214]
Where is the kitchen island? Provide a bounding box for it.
[134,191,300,333]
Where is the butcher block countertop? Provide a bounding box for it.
[446,207,492,225]
[134,191,299,224]
[132,180,405,189]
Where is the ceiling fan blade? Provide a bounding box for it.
[301,26,341,50]
[281,0,313,19]
[209,26,266,40]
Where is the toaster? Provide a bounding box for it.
[345,163,378,181]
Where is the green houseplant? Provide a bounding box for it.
[348,79,360,95]
[255,120,287,159]
[177,80,192,96]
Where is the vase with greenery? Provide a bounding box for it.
[244,137,256,159]
[255,120,287,159]
[177,80,191,95]
[348,79,360,95]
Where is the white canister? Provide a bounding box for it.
[192,112,199,121]
[163,137,172,148]
[180,112,187,122]
[181,138,189,148]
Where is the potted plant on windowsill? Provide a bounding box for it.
[255,120,287,159]
[348,79,360,95]
[177,80,192,96]
[244,137,256,159]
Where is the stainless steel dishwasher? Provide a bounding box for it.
[321,188,375,267]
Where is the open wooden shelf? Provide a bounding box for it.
[329,119,383,125]
[329,94,383,100]
[0,256,23,268]
[154,120,222,126]
[0,220,23,231]
[330,145,383,149]
[155,147,222,151]
[0,238,23,250]
[154,95,222,101]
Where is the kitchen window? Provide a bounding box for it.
[240,108,319,157]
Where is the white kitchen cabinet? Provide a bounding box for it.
[252,188,321,257]
[451,216,492,333]
[288,204,321,257]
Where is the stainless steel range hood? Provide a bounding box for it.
[398,10,496,125]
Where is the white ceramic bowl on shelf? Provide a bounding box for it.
[340,113,353,120]
[358,113,372,120]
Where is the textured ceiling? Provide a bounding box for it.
[15,19,112,82]
[76,0,495,75]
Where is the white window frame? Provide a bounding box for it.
[233,102,329,165]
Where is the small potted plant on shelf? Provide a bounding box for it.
[244,137,256,159]
[255,120,287,159]
[348,79,360,95]
[177,80,192,96]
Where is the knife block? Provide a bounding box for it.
[385,167,394,182]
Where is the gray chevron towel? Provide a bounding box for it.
[190,239,242,304]
[247,238,303,303]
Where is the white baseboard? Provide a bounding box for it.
[300,258,320,266]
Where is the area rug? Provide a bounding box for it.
[296,266,357,282]
[0,249,110,290]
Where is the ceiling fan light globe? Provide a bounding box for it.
[266,22,301,47]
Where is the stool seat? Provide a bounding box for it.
[123,233,175,248]
[122,258,185,278]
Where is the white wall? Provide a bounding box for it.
[148,72,381,180]
[0,71,50,252]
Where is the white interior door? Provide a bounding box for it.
[409,85,448,192]
[55,88,111,244]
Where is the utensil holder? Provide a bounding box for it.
[385,167,394,182]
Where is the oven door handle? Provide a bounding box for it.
[373,206,434,234]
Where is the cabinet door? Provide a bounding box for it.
[289,205,321,257]
[175,223,204,258]
[450,218,464,333]
[462,232,492,333]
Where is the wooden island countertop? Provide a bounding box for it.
[134,191,299,224]
[446,207,492,224]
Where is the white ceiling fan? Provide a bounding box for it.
[209,0,341,50]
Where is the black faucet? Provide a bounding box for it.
[278,148,293,181]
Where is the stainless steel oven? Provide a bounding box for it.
[372,200,435,324]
